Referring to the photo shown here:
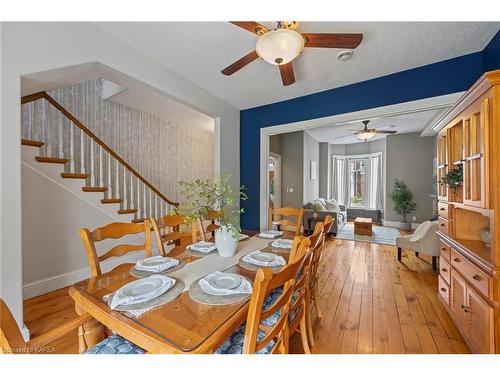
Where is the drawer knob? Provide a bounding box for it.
[440,223,445,227]
[440,287,447,292]
[453,258,460,262]
[441,268,447,272]
[472,274,481,281]
[439,208,445,211]
[461,304,470,313]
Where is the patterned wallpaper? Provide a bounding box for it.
[46,79,214,202]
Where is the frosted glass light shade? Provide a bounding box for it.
[256,29,305,65]
[356,131,376,140]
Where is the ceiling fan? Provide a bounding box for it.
[335,120,397,142]
[221,21,363,86]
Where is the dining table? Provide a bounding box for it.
[69,231,294,354]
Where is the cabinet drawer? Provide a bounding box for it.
[439,257,451,285]
[450,249,490,298]
[438,202,449,219]
[437,217,450,236]
[438,275,450,306]
[440,242,451,261]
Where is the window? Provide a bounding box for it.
[349,159,368,207]
[331,152,383,210]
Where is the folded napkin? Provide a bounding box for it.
[271,239,293,249]
[188,241,217,253]
[199,271,252,296]
[239,233,250,241]
[135,256,179,273]
[108,276,175,310]
[259,230,284,239]
[242,251,286,267]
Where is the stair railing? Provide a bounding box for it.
[21,91,178,221]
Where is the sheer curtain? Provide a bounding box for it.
[369,154,383,210]
[331,156,348,206]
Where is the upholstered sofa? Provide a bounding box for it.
[303,198,347,235]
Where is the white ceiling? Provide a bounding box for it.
[96,22,499,109]
[305,108,443,144]
[21,62,215,133]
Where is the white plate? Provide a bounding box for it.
[119,275,171,303]
[141,257,171,267]
[208,273,242,290]
[271,239,293,249]
[248,252,276,263]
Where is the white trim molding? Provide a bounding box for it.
[382,219,421,230]
[259,92,464,230]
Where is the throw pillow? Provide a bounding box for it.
[325,199,341,212]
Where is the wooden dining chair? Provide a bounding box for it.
[151,214,185,256]
[79,220,152,276]
[287,227,323,354]
[0,298,91,354]
[270,207,304,235]
[191,210,224,243]
[216,236,311,354]
[305,215,334,346]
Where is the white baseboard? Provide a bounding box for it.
[22,252,144,300]
[382,219,421,230]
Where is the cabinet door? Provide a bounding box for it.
[467,287,494,353]
[437,134,448,201]
[450,270,469,329]
[463,98,490,208]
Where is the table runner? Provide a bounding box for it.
[168,236,271,292]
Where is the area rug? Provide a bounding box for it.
[335,222,401,246]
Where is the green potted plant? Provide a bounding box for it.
[176,174,248,257]
[441,166,463,196]
[389,179,417,229]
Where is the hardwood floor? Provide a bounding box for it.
[23,237,470,354]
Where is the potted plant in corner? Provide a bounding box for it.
[389,179,417,230]
[176,174,248,257]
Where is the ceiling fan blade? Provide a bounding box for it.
[230,21,269,36]
[302,33,363,48]
[279,62,295,86]
[221,51,259,76]
[374,130,398,134]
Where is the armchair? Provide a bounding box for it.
[396,220,440,271]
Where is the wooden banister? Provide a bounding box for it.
[21,91,179,207]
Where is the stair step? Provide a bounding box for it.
[61,173,89,179]
[35,156,68,164]
[82,186,108,193]
[131,218,146,223]
[21,139,44,147]
[118,209,137,215]
[101,198,123,204]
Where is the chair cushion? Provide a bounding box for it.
[216,325,274,354]
[86,335,145,354]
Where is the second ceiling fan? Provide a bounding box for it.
[221,21,364,86]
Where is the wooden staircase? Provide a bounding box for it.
[21,91,178,223]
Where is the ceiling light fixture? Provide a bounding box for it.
[256,28,305,65]
[356,129,376,141]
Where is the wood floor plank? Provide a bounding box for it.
[23,235,470,354]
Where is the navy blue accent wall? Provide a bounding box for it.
[484,30,500,71]
[240,52,484,230]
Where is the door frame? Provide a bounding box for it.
[259,92,465,231]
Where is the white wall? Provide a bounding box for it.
[0,22,239,328]
[22,149,152,299]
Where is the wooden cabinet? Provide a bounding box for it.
[467,287,494,353]
[463,98,490,209]
[433,69,500,353]
[437,134,448,201]
[450,269,494,353]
